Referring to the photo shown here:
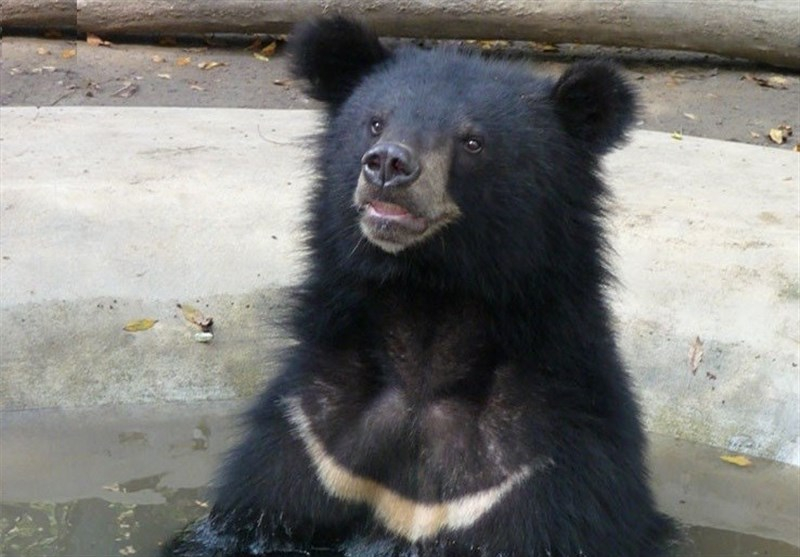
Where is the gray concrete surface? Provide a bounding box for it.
[1,106,798,466]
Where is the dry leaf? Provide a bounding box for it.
[682,113,697,121]
[177,303,213,331]
[530,42,559,53]
[36,47,50,55]
[190,84,205,91]
[176,56,192,67]
[157,73,171,79]
[123,318,157,332]
[720,454,752,467]
[151,55,166,63]
[61,49,77,59]
[671,131,683,140]
[246,37,263,51]
[111,83,138,98]
[769,124,793,145]
[86,33,111,47]
[253,52,271,62]
[794,144,800,152]
[198,61,225,70]
[476,40,511,50]
[742,73,789,90]
[769,128,787,144]
[688,336,703,374]
[260,41,277,57]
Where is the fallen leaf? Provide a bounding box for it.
[111,82,138,98]
[151,55,166,63]
[671,131,683,140]
[682,113,697,121]
[259,41,277,57]
[123,318,157,332]
[529,41,559,53]
[688,336,703,374]
[720,454,752,467]
[198,61,225,70]
[176,56,192,67]
[177,303,213,331]
[477,39,511,50]
[253,52,271,62]
[190,84,205,91]
[86,33,112,47]
[61,49,77,59]
[794,144,800,152]
[769,129,786,144]
[36,47,50,55]
[246,37,263,51]
[742,73,789,90]
[157,73,171,79]
[769,124,793,145]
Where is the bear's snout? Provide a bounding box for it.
[361,143,420,189]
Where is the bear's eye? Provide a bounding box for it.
[463,136,483,154]
[369,118,384,136]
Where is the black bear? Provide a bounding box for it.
[165,16,676,557]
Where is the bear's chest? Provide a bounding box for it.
[290,295,547,504]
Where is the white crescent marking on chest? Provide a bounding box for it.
[283,396,533,542]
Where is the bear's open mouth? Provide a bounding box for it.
[363,200,428,233]
[356,199,432,253]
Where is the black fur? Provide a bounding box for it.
[290,16,389,108]
[166,17,676,557]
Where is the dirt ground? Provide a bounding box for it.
[1,33,798,150]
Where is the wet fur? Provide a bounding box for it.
[165,16,676,557]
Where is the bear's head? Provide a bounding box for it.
[291,17,637,301]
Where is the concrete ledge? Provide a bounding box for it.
[1,107,797,465]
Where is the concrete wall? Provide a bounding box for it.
[1,106,797,465]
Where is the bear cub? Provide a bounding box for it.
[165,16,677,557]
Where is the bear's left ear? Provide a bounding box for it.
[290,16,390,109]
[551,60,637,155]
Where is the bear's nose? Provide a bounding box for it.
[361,143,420,188]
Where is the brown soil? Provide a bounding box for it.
[1,34,798,150]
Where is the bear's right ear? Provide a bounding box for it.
[290,17,390,108]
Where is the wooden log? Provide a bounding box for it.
[4,0,798,69]
[1,0,76,30]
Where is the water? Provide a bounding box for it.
[2,403,798,556]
